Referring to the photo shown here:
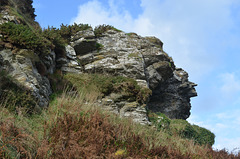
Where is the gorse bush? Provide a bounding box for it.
[59,23,92,42]
[0,22,52,54]
[94,24,122,37]
[190,125,215,146]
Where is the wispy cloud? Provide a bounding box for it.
[71,0,239,81]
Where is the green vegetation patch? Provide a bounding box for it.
[96,42,104,51]
[148,112,171,130]
[126,32,138,38]
[0,22,52,55]
[64,73,151,104]
[0,71,37,114]
[59,23,92,42]
[170,119,215,146]
[94,24,122,37]
[42,26,67,57]
[148,111,215,146]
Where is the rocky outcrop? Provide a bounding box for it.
[0,0,197,123]
[0,49,52,108]
[0,10,20,25]
[73,29,197,121]
[147,68,197,119]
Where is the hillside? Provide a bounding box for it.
[0,0,240,158]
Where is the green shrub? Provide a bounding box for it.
[0,22,52,55]
[170,119,215,146]
[59,23,92,42]
[42,26,67,57]
[191,125,215,146]
[126,32,138,38]
[94,24,122,37]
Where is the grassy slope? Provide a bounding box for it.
[0,73,240,158]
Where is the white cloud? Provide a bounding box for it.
[71,0,238,82]
[70,0,134,30]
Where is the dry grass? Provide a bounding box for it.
[0,88,240,158]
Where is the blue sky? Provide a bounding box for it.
[33,0,240,152]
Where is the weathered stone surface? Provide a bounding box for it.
[0,10,19,24]
[71,28,95,41]
[71,28,97,55]
[145,36,163,49]
[56,45,82,74]
[74,29,197,122]
[65,45,77,60]
[0,49,52,107]
[147,68,197,119]
[41,51,56,74]
[100,94,150,125]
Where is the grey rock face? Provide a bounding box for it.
[147,68,197,119]
[74,29,197,121]
[0,10,19,24]
[70,28,97,55]
[0,49,52,108]
[41,51,56,74]
[56,45,82,74]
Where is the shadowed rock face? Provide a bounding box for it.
[147,68,197,119]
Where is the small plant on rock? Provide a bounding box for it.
[94,24,122,37]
